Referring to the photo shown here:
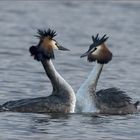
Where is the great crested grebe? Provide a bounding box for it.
[0,29,76,113]
[76,34,139,115]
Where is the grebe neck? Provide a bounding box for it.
[41,59,76,113]
[75,62,103,112]
[41,59,74,95]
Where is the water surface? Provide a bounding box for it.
[0,1,140,140]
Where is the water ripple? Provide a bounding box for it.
[0,1,140,140]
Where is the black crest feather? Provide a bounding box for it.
[35,28,57,39]
[92,34,109,43]
[91,34,109,46]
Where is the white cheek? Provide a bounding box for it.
[91,45,102,56]
[50,40,58,50]
[53,45,58,50]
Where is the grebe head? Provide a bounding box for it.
[29,28,69,61]
[81,34,112,64]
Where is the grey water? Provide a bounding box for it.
[0,1,140,140]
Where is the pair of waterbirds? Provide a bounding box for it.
[0,28,139,115]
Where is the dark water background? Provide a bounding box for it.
[0,1,140,140]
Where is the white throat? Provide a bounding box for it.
[75,62,103,113]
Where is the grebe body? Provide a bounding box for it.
[76,34,139,114]
[0,29,76,113]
